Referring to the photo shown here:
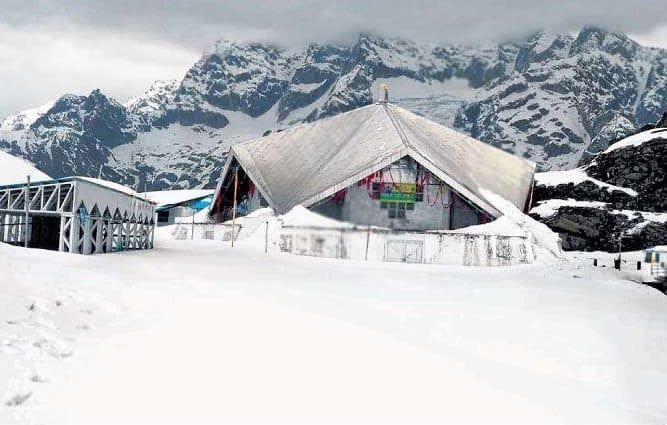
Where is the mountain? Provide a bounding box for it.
[530,116,667,251]
[455,28,667,169]
[1,27,667,191]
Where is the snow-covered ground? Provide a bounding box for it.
[1,232,666,424]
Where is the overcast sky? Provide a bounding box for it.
[1,0,666,118]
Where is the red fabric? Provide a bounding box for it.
[332,188,347,204]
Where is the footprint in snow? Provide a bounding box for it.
[30,374,49,384]
[5,391,32,407]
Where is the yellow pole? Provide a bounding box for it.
[231,168,238,247]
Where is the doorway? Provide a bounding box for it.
[29,215,61,251]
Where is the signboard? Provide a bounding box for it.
[380,183,416,203]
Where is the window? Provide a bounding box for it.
[380,201,388,209]
[398,204,406,218]
[157,210,169,223]
[370,182,380,199]
[312,236,326,254]
[259,193,269,207]
[416,185,424,202]
[388,202,406,219]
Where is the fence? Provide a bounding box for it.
[279,226,533,266]
[169,218,535,266]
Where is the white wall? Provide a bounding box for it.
[311,181,483,231]
[243,158,485,232]
[279,227,534,266]
[165,218,535,267]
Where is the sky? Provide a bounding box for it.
[1,0,666,118]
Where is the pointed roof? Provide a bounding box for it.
[218,103,536,216]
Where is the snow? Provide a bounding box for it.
[279,205,355,228]
[75,177,138,197]
[0,150,51,185]
[0,100,55,132]
[535,168,638,196]
[1,233,666,423]
[603,128,667,153]
[448,215,526,237]
[612,210,667,234]
[530,31,558,55]
[140,189,213,207]
[124,79,178,116]
[481,189,563,260]
[530,199,667,233]
[530,199,609,218]
[530,199,667,236]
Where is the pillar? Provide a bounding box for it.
[95,219,104,254]
[106,221,114,252]
[82,216,92,255]
[58,215,68,252]
[69,214,80,253]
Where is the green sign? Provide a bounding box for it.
[380,183,416,203]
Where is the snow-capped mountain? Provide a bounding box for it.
[1,27,666,191]
[456,27,667,169]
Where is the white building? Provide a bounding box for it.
[0,177,155,254]
[142,190,214,225]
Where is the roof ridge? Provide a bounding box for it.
[382,103,417,152]
[232,103,383,149]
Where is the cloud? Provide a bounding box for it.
[630,24,667,49]
[0,23,198,118]
[1,0,666,117]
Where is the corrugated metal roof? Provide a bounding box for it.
[220,103,536,216]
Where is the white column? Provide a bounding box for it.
[69,215,80,253]
[58,215,68,252]
[106,221,114,252]
[82,216,92,255]
[95,219,104,254]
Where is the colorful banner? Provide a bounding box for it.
[380,183,416,203]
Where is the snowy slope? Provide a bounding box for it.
[1,237,666,423]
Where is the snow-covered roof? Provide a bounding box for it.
[603,128,667,153]
[221,103,536,216]
[0,175,154,207]
[141,189,214,208]
[0,150,51,185]
[77,177,138,197]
